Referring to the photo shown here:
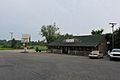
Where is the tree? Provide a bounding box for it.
[40,23,60,43]
[64,33,73,38]
[91,29,104,35]
[11,38,17,48]
[105,27,120,49]
[59,33,73,39]
[105,33,112,51]
[114,27,120,48]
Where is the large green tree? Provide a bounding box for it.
[91,29,104,35]
[40,23,60,43]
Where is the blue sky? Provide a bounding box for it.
[0,0,120,41]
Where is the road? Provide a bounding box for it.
[0,50,120,80]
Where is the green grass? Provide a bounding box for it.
[0,48,14,50]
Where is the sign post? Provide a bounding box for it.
[21,34,30,53]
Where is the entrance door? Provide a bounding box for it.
[62,47,68,54]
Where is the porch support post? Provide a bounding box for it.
[68,47,70,54]
[75,50,77,55]
[61,47,62,54]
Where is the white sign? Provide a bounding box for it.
[21,34,30,43]
[22,34,30,39]
[66,39,75,43]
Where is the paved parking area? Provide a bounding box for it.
[0,50,120,80]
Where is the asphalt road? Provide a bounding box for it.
[0,50,120,80]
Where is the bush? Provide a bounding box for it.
[35,46,47,52]
[28,46,34,49]
[35,47,41,52]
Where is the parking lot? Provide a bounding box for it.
[0,50,120,80]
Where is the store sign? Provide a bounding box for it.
[21,34,30,43]
[66,39,75,43]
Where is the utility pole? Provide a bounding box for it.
[109,22,117,49]
[10,32,14,40]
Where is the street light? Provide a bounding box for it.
[109,22,117,49]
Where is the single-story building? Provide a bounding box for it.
[47,35,107,56]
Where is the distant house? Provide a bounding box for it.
[47,35,107,56]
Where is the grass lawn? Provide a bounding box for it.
[0,48,14,50]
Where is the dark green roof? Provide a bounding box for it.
[48,35,105,47]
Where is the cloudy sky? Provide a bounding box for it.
[0,0,120,41]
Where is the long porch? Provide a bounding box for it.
[48,46,98,56]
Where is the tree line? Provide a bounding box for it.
[0,39,21,49]
[0,39,45,49]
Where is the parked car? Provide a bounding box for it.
[109,49,120,60]
[89,51,103,59]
